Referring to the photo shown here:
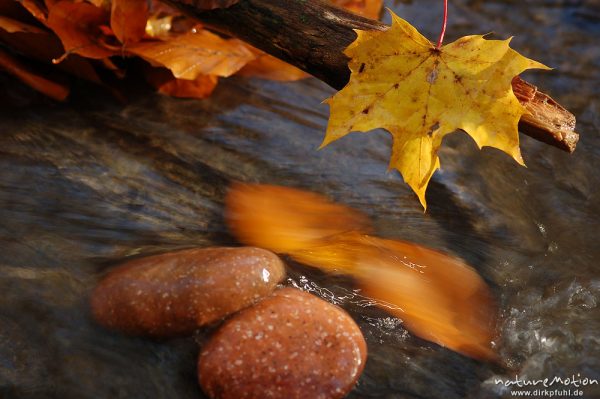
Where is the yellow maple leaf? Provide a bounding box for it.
[323,11,549,209]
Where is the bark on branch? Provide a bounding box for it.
[170,0,579,152]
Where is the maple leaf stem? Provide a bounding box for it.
[436,0,448,49]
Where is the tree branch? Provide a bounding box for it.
[170,0,578,152]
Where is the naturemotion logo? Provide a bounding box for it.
[494,374,598,398]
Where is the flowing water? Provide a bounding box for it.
[1,0,599,397]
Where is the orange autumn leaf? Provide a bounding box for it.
[46,0,115,60]
[225,182,372,253]
[356,236,497,360]
[0,47,69,100]
[0,15,102,83]
[332,0,383,19]
[352,236,497,360]
[9,0,382,101]
[237,46,309,82]
[128,29,254,80]
[111,0,148,45]
[292,233,497,360]
[145,66,218,99]
[8,0,386,102]
[226,183,497,360]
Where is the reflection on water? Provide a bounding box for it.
[1,0,599,398]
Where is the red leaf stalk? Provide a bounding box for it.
[436,0,448,49]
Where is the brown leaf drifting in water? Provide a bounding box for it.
[0,47,69,100]
[225,182,372,254]
[46,0,115,60]
[110,0,148,45]
[291,233,497,360]
[128,30,254,79]
[356,236,497,360]
[226,183,498,360]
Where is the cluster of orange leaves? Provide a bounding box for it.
[0,0,382,100]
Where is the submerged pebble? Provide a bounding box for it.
[91,247,285,337]
[198,287,367,399]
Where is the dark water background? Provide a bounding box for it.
[1,0,599,397]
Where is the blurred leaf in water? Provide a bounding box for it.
[225,183,373,254]
[226,183,498,360]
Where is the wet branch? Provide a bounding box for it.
[170,0,578,152]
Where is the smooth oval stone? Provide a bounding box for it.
[198,287,367,399]
[91,247,286,337]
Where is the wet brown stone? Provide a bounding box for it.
[91,247,286,337]
[198,287,367,399]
